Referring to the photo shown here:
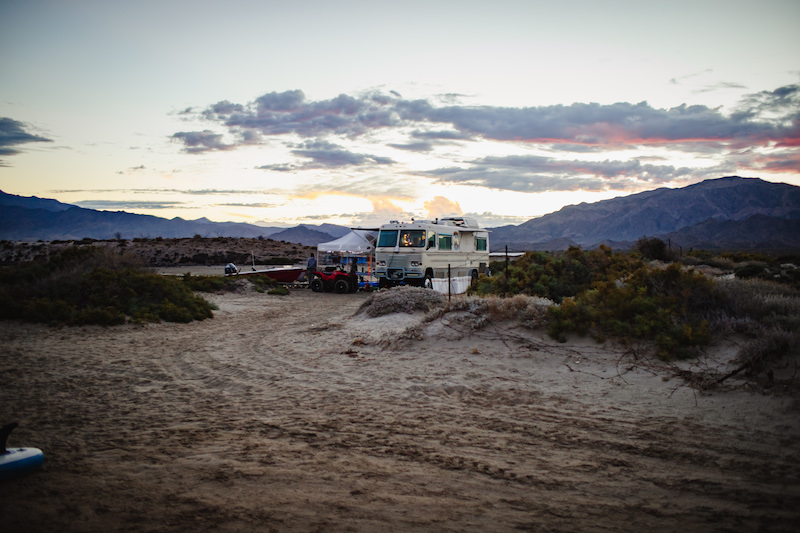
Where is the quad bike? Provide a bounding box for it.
[309,267,359,294]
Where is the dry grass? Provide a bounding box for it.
[735,328,800,375]
[356,285,445,317]
[356,288,553,331]
[713,277,800,333]
[437,294,554,330]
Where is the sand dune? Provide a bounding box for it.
[1,288,798,532]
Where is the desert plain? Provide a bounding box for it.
[1,281,799,532]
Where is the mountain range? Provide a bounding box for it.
[0,192,349,245]
[2,176,799,250]
[489,176,800,251]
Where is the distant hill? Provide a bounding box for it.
[661,214,800,250]
[0,190,348,244]
[0,191,73,212]
[6,177,799,250]
[268,226,336,247]
[489,177,800,251]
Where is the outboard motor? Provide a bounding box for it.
[225,263,238,275]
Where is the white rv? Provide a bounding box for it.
[374,217,490,288]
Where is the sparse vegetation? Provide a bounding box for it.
[546,263,716,359]
[428,294,553,331]
[0,246,215,326]
[181,273,239,292]
[471,245,642,303]
[268,285,290,296]
[467,240,800,364]
[357,285,445,317]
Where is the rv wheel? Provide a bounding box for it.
[424,269,434,289]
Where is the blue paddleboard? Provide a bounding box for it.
[0,447,45,480]
[0,422,44,481]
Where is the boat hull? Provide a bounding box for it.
[262,268,304,283]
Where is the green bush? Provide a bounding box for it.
[268,286,290,296]
[473,246,642,303]
[467,246,800,363]
[547,264,716,359]
[0,247,213,326]
[181,273,237,292]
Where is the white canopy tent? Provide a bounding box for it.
[316,230,376,274]
[317,230,375,254]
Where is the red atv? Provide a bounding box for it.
[309,267,359,294]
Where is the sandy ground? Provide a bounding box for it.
[1,287,799,532]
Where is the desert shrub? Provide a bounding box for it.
[734,262,768,279]
[731,261,800,290]
[178,252,251,265]
[268,286,290,296]
[181,273,238,292]
[357,286,445,317]
[548,264,716,359]
[714,277,800,332]
[435,294,553,330]
[263,256,295,265]
[634,237,676,262]
[0,247,213,326]
[473,246,642,303]
[734,329,800,376]
[250,275,278,291]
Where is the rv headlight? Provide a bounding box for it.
[377,260,386,266]
[410,261,421,267]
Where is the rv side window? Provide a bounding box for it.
[377,230,398,247]
[476,236,487,251]
[399,230,426,247]
[438,234,452,250]
[427,232,436,249]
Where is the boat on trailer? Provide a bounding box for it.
[224,263,305,283]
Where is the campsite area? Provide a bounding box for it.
[1,287,799,532]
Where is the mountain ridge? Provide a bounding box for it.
[0,190,348,244]
[2,177,800,250]
[490,176,800,251]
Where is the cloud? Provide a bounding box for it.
[388,129,472,152]
[74,200,186,210]
[184,84,800,152]
[175,83,799,195]
[0,117,52,165]
[51,188,276,197]
[203,90,402,139]
[116,165,146,174]
[692,81,748,94]
[386,141,434,152]
[669,69,714,85]
[258,140,394,170]
[421,155,737,193]
[462,212,531,228]
[424,196,463,219]
[214,202,279,208]
[290,140,394,167]
[746,150,800,173]
[171,130,235,153]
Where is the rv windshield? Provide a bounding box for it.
[377,230,398,247]
[399,230,426,247]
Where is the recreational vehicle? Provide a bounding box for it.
[374,217,490,288]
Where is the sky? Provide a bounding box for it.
[1,0,799,229]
